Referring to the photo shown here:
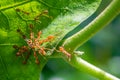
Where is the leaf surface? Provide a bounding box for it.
[0,0,101,79]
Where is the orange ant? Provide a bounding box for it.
[13,45,30,64]
[34,10,48,21]
[34,10,52,22]
[15,8,30,15]
[39,35,55,44]
[58,46,71,61]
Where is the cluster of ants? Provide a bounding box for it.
[13,8,71,65]
[13,24,71,64]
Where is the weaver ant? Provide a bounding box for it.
[15,8,30,15]
[34,10,53,22]
[34,10,48,21]
[13,24,55,64]
[58,46,71,61]
[13,45,30,64]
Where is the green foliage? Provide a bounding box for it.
[0,0,101,80]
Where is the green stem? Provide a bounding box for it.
[63,0,120,52]
[62,0,120,80]
[68,55,120,80]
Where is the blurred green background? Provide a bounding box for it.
[41,0,120,80]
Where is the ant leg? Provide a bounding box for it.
[23,50,31,64]
[33,51,40,64]
[39,47,46,56]
[30,31,34,40]
[37,31,42,40]
[38,49,47,60]
[59,46,71,61]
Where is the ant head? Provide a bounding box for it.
[17,29,21,32]
[13,45,19,49]
[22,35,26,39]
[29,24,34,29]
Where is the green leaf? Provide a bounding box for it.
[0,0,101,80]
